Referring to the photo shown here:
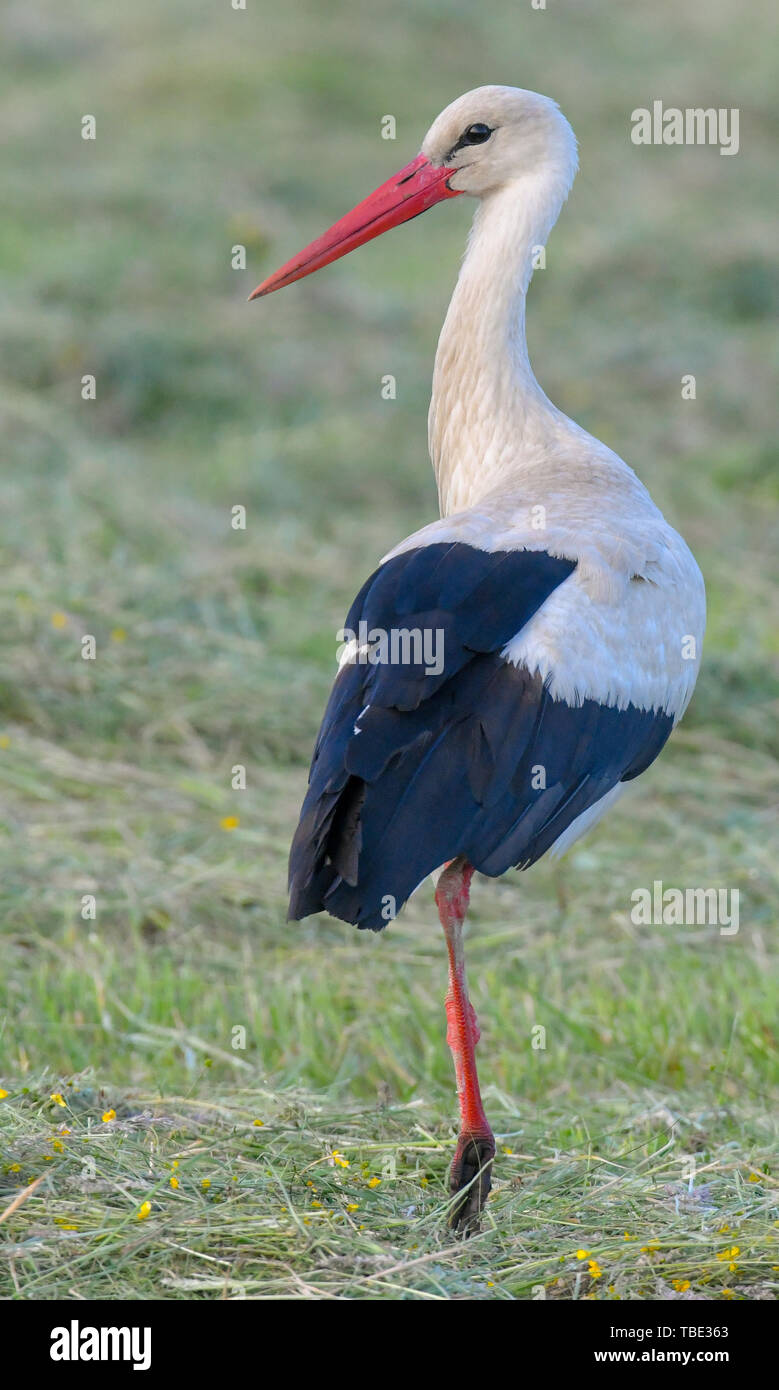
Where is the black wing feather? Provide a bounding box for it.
[288,542,672,931]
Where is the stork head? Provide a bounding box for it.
[422,85,577,199]
[250,85,577,300]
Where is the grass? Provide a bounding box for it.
[1,1083,776,1300]
[0,0,777,1299]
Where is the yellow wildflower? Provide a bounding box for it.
[575,1249,591,1260]
[137,1201,151,1220]
[102,1109,116,1123]
[50,1093,66,1107]
[51,612,67,629]
[367,1176,381,1189]
[588,1260,603,1280]
[220,815,239,830]
[170,1176,179,1190]
[672,1279,690,1292]
[331,1150,350,1169]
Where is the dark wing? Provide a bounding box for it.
[288,542,671,931]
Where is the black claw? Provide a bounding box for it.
[448,1135,495,1237]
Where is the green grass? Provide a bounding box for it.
[1,1082,775,1300]
[0,0,777,1299]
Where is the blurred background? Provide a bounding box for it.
[0,0,776,1298]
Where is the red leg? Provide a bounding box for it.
[435,858,495,1234]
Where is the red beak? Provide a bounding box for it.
[249,153,461,300]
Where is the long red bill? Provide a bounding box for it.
[249,153,460,300]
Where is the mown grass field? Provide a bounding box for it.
[0,0,777,1300]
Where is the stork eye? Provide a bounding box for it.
[463,122,492,144]
[446,121,495,161]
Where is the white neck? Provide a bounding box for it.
[429,173,573,516]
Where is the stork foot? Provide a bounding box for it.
[448,1130,495,1237]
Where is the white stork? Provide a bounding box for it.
[251,86,705,1233]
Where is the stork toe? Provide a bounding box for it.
[448,1131,496,1236]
